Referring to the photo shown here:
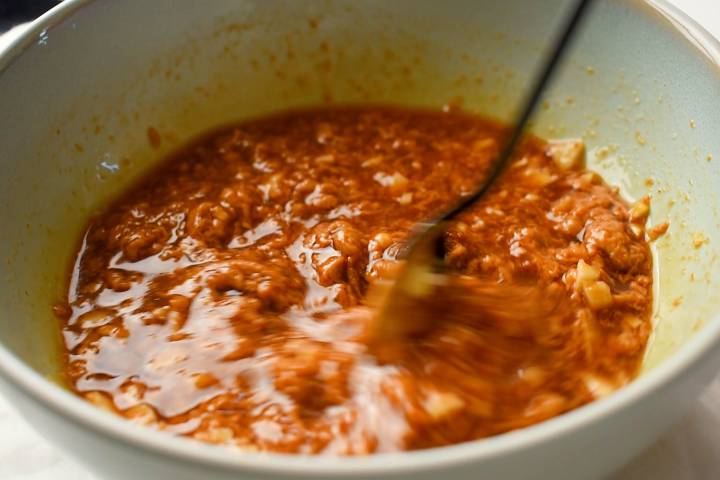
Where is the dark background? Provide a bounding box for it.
[0,0,61,32]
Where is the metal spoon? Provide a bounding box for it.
[372,0,595,342]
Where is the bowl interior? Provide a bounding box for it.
[0,0,718,385]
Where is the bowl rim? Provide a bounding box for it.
[1,0,720,475]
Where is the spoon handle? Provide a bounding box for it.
[442,0,595,223]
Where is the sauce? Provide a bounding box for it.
[54,107,653,454]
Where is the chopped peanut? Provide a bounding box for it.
[648,222,669,240]
[396,192,413,205]
[629,196,650,222]
[523,168,555,187]
[575,260,612,310]
[576,259,599,282]
[583,375,615,398]
[195,427,234,444]
[125,404,158,426]
[583,281,613,310]
[85,392,116,413]
[547,138,585,170]
[423,390,465,420]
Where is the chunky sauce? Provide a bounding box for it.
[55,107,653,454]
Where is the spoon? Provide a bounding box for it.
[371,0,595,342]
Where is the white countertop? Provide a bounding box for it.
[2,1,720,479]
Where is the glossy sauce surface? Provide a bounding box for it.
[55,107,653,454]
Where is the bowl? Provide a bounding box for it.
[1,0,720,479]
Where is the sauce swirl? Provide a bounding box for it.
[55,107,653,454]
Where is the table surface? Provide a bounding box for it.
[2,1,720,478]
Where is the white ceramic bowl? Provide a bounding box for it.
[1,1,720,479]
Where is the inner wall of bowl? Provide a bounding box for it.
[0,0,718,380]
